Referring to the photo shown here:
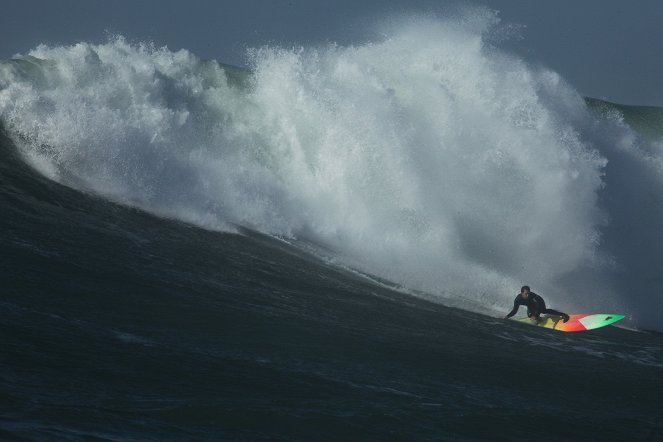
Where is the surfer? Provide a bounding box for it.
[504,286,570,323]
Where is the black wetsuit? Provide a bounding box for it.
[505,291,567,319]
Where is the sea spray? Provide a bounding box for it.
[1,11,661,329]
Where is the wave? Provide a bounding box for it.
[585,97,663,143]
[1,11,662,330]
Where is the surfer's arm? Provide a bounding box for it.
[504,299,519,319]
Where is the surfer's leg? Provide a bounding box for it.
[543,308,569,323]
[527,308,542,323]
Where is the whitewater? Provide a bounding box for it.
[1,12,662,330]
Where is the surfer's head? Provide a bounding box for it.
[520,285,530,297]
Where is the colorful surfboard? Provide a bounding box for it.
[516,314,625,332]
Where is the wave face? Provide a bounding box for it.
[1,11,662,329]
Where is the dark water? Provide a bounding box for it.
[2,128,663,442]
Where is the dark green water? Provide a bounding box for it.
[585,97,663,143]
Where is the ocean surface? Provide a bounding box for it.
[1,12,663,441]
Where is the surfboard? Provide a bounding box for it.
[516,314,625,332]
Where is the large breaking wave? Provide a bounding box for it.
[1,10,662,329]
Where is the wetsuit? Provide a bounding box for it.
[505,291,567,319]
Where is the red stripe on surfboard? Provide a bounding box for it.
[556,321,587,332]
[557,314,592,332]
